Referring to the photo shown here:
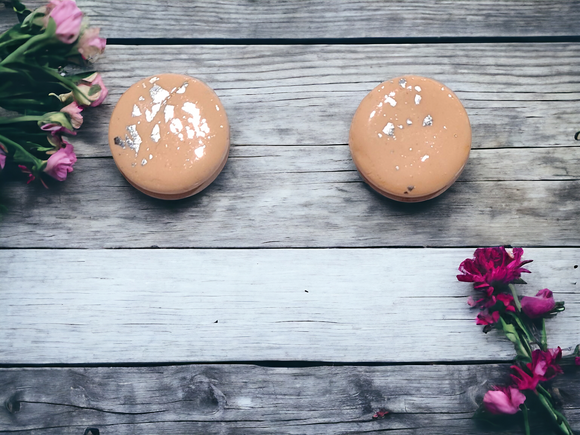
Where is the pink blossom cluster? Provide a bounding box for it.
[483,348,563,414]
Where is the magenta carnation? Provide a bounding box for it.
[43,141,77,181]
[521,289,556,319]
[45,0,83,44]
[510,348,563,391]
[457,247,532,296]
[483,386,526,415]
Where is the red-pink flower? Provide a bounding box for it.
[476,310,500,326]
[458,247,532,295]
[18,164,36,184]
[43,141,77,181]
[521,289,556,319]
[45,0,83,44]
[510,348,563,391]
[77,27,106,61]
[483,386,526,415]
[576,357,580,366]
[77,73,108,107]
[60,101,83,129]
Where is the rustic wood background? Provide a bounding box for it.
[1,1,579,434]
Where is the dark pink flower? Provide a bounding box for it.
[45,0,83,44]
[575,357,580,366]
[483,386,526,415]
[458,247,532,295]
[43,141,77,181]
[18,165,36,184]
[60,101,83,129]
[521,289,556,319]
[77,27,106,61]
[40,122,75,136]
[77,73,108,107]
[510,348,563,391]
[476,310,500,326]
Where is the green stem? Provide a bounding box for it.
[522,402,531,435]
[0,31,50,66]
[509,283,522,312]
[540,318,548,351]
[0,115,43,124]
[537,391,573,435]
[0,133,44,169]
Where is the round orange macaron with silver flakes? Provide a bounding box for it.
[349,75,471,202]
[108,73,229,200]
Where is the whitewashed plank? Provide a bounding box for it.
[1,248,578,364]
[59,43,580,152]
[2,1,579,39]
[0,364,578,434]
[1,146,580,248]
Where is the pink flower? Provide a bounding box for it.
[521,289,556,319]
[77,73,108,107]
[483,386,526,415]
[575,357,580,366]
[77,27,106,61]
[45,0,84,44]
[43,141,77,181]
[60,101,83,129]
[40,123,75,136]
[476,310,500,326]
[458,247,532,296]
[510,348,563,391]
[0,146,6,170]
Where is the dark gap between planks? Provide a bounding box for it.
[106,35,580,46]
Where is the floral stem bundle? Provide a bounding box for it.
[0,0,107,189]
[458,247,579,435]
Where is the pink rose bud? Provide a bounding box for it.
[45,0,84,44]
[43,142,77,181]
[521,288,556,319]
[77,73,108,107]
[483,386,526,415]
[60,101,83,129]
[77,27,106,61]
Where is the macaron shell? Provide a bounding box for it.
[349,76,471,202]
[108,74,229,199]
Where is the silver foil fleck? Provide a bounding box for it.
[150,84,170,104]
[127,125,142,154]
[382,122,395,137]
[138,96,145,101]
[114,136,126,148]
[141,158,148,166]
[384,96,397,107]
[399,78,406,88]
[176,81,188,94]
[415,86,422,92]
[149,76,159,84]
[415,94,421,105]
[132,104,141,117]
[406,119,413,125]
[151,124,161,143]
[423,115,433,127]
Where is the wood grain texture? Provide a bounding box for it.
[1,363,579,434]
[2,145,580,248]
[3,1,580,39]
[1,248,578,364]
[67,43,580,151]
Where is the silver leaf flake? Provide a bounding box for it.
[382,122,395,137]
[415,86,422,92]
[150,84,170,104]
[132,104,141,117]
[384,96,397,107]
[127,125,142,154]
[423,115,433,127]
[399,78,407,88]
[176,81,188,94]
[114,136,126,148]
[415,94,422,105]
[151,124,161,143]
[141,159,148,166]
[149,77,159,84]
[406,119,413,125]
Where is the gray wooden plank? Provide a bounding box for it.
[1,248,578,364]
[2,1,580,39]
[2,146,580,248]
[1,363,578,434]
[68,43,580,152]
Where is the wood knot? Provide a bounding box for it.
[4,397,20,413]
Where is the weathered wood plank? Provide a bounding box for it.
[65,43,580,152]
[1,248,578,364]
[1,363,579,434]
[2,146,580,248]
[3,1,580,40]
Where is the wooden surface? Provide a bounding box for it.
[1,1,580,434]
